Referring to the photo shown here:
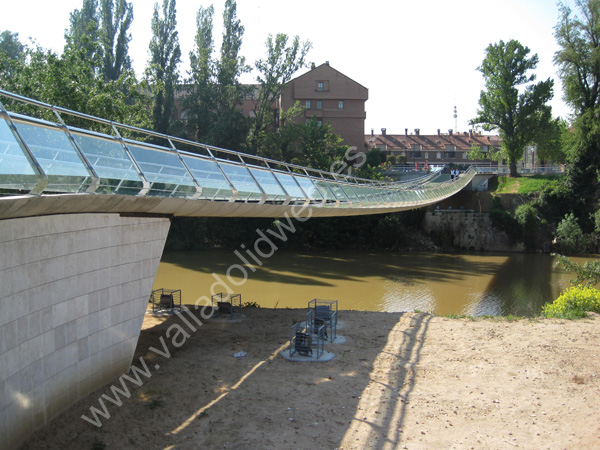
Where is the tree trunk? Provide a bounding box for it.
[509,159,518,177]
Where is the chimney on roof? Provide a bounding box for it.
[437,129,440,135]
[311,62,315,70]
[325,61,330,66]
[381,128,386,136]
[414,128,420,136]
[449,129,453,135]
[371,128,374,137]
[469,129,473,137]
[405,128,408,136]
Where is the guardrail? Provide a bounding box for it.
[0,89,475,209]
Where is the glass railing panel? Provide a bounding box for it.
[347,185,368,204]
[71,131,143,195]
[127,143,196,198]
[218,162,263,201]
[13,120,91,193]
[328,182,350,202]
[180,154,233,200]
[273,172,306,200]
[294,176,323,201]
[312,179,338,202]
[364,187,382,204]
[248,167,286,201]
[0,117,38,193]
[339,184,360,203]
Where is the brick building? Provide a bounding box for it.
[280,62,368,151]
[365,128,502,166]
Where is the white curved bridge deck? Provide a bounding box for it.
[0,90,474,220]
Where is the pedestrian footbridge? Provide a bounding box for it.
[0,90,474,449]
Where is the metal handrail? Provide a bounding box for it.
[0,89,476,208]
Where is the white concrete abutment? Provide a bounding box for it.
[0,213,171,449]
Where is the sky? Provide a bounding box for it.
[2,0,574,135]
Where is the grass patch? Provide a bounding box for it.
[493,174,561,194]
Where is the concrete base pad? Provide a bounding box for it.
[280,349,336,362]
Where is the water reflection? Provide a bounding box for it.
[154,250,592,316]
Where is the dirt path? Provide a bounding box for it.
[20,308,600,449]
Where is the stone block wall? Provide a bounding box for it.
[0,213,171,449]
[423,210,525,252]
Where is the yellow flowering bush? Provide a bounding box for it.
[542,285,600,319]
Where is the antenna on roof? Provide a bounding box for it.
[453,104,458,133]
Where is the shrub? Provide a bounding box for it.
[514,203,538,250]
[542,285,600,319]
[555,212,588,254]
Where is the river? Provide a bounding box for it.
[153,250,593,317]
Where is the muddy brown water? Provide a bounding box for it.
[153,250,594,316]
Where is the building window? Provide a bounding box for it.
[424,152,429,159]
[317,101,323,110]
[437,152,442,159]
[317,81,324,91]
[317,119,322,126]
[305,100,311,110]
[444,152,456,158]
[338,101,344,110]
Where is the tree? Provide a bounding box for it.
[467,143,502,162]
[554,0,600,224]
[146,0,181,135]
[534,117,568,165]
[98,0,134,81]
[470,39,554,177]
[247,33,311,153]
[291,118,345,170]
[0,31,25,78]
[185,4,215,143]
[211,0,249,150]
[65,0,99,61]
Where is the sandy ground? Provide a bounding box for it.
[21,307,600,450]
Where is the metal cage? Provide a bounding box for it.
[211,292,243,320]
[150,288,182,312]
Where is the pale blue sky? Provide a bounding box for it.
[2,0,573,135]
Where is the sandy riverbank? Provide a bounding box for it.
[21,307,600,449]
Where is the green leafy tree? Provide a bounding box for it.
[556,254,600,287]
[247,33,311,153]
[65,0,100,61]
[1,40,149,131]
[212,0,249,150]
[554,0,600,224]
[146,0,181,135]
[556,212,588,254]
[534,117,568,165]
[98,0,134,81]
[514,203,539,250]
[290,118,345,170]
[470,39,554,177]
[467,143,502,162]
[0,31,25,79]
[185,4,216,143]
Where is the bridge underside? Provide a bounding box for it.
[0,190,462,222]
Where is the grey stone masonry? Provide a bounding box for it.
[0,213,171,449]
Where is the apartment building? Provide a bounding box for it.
[280,62,369,151]
[366,128,503,166]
